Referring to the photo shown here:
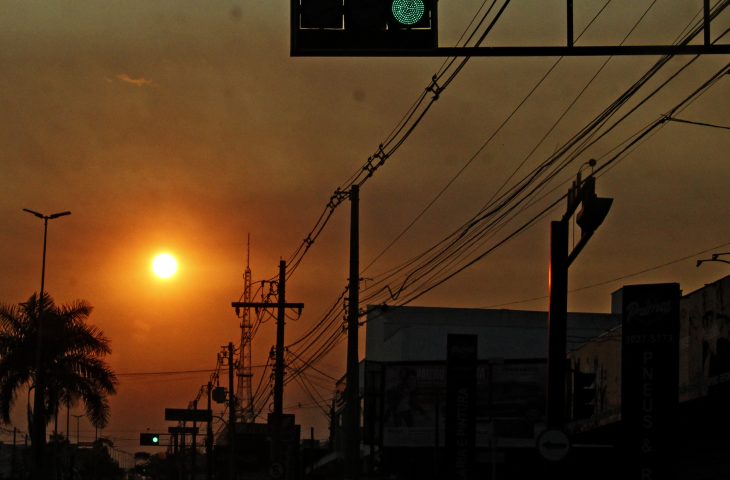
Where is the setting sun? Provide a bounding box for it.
[152,253,178,279]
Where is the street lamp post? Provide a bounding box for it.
[23,209,71,302]
[23,208,71,475]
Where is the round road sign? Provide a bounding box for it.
[536,429,570,462]
[269,462,284,479]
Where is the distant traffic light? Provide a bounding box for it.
[293,0,438,55]
[573,371,596,420]
[139,433,162,446]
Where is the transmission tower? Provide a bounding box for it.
[236,235,255,423]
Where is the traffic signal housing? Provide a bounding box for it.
[576,176,613,236]
[293,0,438,55]
[573,371,596,420]
[139,433,162,446]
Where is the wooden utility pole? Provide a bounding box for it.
[275,262,286,416]
[228,342,236,480]
[206,382,213,480]
[231,259,303,479]
[344,185,360,480]
[233,261,303,415]
[192,399,198,480]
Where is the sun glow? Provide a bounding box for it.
[152,253,178,279]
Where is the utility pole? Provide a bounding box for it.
[274,261,286,416]
[344,185,360,480]
[206,382,213,480]
[231,260,303,479]
[228,342,236,480]
[231,259,304,415]
[179,427,187,480]
[192,399,198,480]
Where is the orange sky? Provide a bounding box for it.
[1,0,729,452]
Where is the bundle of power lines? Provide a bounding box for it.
[239,0,730,420]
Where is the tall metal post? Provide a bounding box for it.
[192,400,198,480]
[32,217,49,476]
[230,260,303,480]
[275,260,286,417]
[237,237,255,422]
[206,382,213,480]
[704,0,711,45]
[567,0,574,47]
[345,185,360,480]
[23,208,71,479]
[180,429,187,480]
[545,170,612,433]
[228,342,236,480]
[546,219,569,429]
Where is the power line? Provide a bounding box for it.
[358,5,728,309]
[665,116,730,130]
[261,2,729,388]
[282,0,514,281]
[483,239,730,308]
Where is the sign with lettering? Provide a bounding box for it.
[445,334,477,480]
[537,429,570,462]
[164,408,212,423]
[619,283,680,480]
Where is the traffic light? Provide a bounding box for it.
[573,371,596,420]
[390,0,430,28]
[293,0,438,55]
[139,433,162,446]
[576,176,613,236]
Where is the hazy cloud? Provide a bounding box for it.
[116,73,154,88]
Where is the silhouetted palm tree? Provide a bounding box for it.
[0,293,118,459]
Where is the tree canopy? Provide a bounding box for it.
[0,292,118,433]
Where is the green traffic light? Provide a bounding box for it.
[391,0,425,26]
[140,432,163,446]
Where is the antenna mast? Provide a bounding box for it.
[236,234,255,422]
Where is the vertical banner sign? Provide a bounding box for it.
[445,334,477,480]
[363,361,383,445]
[620,283,680,480]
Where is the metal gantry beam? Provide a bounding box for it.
[292,0,730,57]
[293,44,730,58]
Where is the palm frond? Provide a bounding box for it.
[0,292,116,433]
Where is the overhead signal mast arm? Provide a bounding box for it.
[292,0,730,56]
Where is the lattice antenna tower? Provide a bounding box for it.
[236,234,256,422]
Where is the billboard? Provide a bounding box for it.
[680,276,730,399]
[620,283,680,480]
[445,334,477,480]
